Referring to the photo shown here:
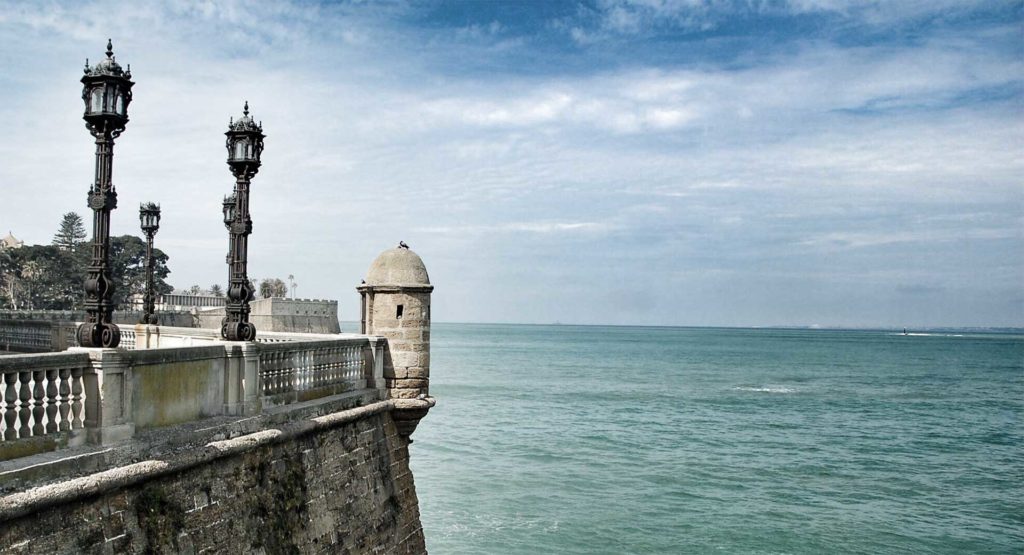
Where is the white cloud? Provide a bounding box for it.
[0,0,1019,326]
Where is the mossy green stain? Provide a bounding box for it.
[133,361,215,428]
[135,485,185,555]
[249,452,308,554]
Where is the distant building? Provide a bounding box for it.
[128,292,226,311]
[1,231,24,250]
[159,292,227,311]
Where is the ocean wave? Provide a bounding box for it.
[732,385,796,394]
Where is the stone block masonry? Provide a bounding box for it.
[0,401,427,554]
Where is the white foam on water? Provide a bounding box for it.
[894,333,966,337]
[733,386,796,394]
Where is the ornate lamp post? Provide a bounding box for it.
[221,102,264,341]
[139,203,161,325]
[78,39,134,348]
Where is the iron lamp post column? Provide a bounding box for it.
[221,102,264,341]
[139,203,161,325]
[78,39,134,348]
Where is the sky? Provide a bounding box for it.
[0,0,1021,328]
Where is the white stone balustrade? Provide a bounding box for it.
[0,352,91,450]
[258,338,380,406]
[0,320,78,353]
[0,333,387,462]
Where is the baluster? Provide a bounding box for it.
[273,353,282,394]
[273,352,283,394]
[276,352,284,395]
[316,348,323,386]
[31,370,45,436]
[260,354,270,395]
[304,349,311,390]
[332,347,341,384]
[351,345,359,380]
[325,348,333,385]
[326,348,334,385]
[353,345,360,380]
[271,352,280,394]
[309,350,317,389]
[18,371,31,438]
[304,349,311,389]
[259,354,268,394]
[333,347,341,384]
[344,348,352,382]
[3,372,17,440]
[345,346,353,381]
[45,369,58,434]
[272,353,279,394]
[335,347,342,383]
[58,368,72,431]
[327,348,334,386]
[341,346,349,383]
[71,367,85,429]
[324,348,332,385]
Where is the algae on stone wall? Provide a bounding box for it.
[135,485,185,555]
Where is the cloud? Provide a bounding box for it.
[563,0,1013,41]
[0,0,1020,326]
[414,222,614,235]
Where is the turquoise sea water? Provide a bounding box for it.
[408,324,1024,554]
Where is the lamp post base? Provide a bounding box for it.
[77,322,121,348]
[221,319,256,342]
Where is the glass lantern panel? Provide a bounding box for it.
[90,88,103,113]
[234,140,247,160]
[115,94,124,115]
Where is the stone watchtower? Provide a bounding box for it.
[358,242,433,412]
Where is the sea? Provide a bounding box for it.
[405,323,1023,554]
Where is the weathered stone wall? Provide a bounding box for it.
[368,291,431,399]
[0,409,426,554]
[0,310,194,328]
[195,298,340,334]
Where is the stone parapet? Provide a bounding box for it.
[0,332,391,462]
[0,397,426,553]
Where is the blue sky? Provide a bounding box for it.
[0,0,1021,327]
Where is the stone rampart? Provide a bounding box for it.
[196,297,341,334]
[0,399,427,553]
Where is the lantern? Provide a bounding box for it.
[139,202,161,234]
[81,39,133,133]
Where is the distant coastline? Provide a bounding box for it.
[340,320,1024,335]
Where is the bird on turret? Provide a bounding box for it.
[399,241,409,249]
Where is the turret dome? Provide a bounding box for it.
[365,242,430,287]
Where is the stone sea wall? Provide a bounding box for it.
[0,406,426,554]
[196,298,341,335]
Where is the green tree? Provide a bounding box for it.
[1,245,79,309]
[108,235,173,309]
[0,234,173,311]
[53,212,87,251]
[209,284,224,297]
[259,278,287,299]
[0,248,20,309]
